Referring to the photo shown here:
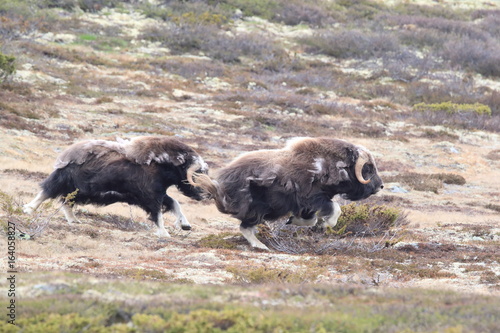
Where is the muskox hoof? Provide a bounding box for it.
[23,205,34,215]
[181,225,192,231]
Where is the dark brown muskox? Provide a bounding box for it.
[192,137,384,250]
[23,136,208,237]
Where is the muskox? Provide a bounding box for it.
[192,137,384,250]
[23,136,208,237]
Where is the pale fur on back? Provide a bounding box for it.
[54,136,197,169]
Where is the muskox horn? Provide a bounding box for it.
[355,150,371,184]
[186,158,204,187]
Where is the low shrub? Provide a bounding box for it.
[300,29,400,59]
[272,0,333,27]
[385,172,466,193]
[142,23,285,64]
[226,264,325,284]
[485,149,500,161]
[409,101,500,132]
[257,203,409,254]
[77,0,117,12]
[0,51,15,81]
[413,102,492,116]
[223,0,278,20]
[78,211,150,231]
[332,203,404,237]
[441,37,500,78]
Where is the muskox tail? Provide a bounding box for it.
[189,172,228,214]
[41,167,77,199]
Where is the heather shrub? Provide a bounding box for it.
[300,29,400,59]
[77,0,117,12]
[222,0,278,20]
[142,23,285,64]
[42,0,78,10]
[441,37,500,77]
[272,0,333,27]
[149,58,226,79]
[380,50,435,83]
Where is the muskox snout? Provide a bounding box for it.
[373,183,384,194]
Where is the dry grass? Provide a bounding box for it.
[384,172,466,193]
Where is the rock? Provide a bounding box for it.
[31,283,71,296]
[389,185,409,193]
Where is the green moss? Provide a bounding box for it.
[413,102,492,116]
[198,232,240,249]
[78,33,98,41]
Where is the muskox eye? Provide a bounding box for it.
[362,164,373,177]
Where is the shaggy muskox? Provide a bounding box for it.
[23,136,208,237]
[192,137,384,250]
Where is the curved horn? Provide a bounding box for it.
[355,150,371,184]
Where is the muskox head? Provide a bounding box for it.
[320,142,383,201]
[179,155,209,201]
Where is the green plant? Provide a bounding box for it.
[413,101,492,116]
[198,232,240,249]
[0,51,15,81]
[332,203,404,236]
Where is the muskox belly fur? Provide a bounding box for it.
[23,136,208,237]
[191,137,384,250]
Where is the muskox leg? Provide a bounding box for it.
[61,203,80,223]
[154,210,171,238]
[287,210,318,227]
[240,225,269,250]
[23,191,49,214]
[162,196,191,231]
[321,201,342,227]
[171,198,191,231]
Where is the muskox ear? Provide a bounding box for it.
[344,147,357,165]
[174,153,186,166]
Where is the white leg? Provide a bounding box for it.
[155,211,171,237]
[324,201,342,227]
[288,215,318,227]
[171,198,191,230]
[240,225,269,250]
[61,203,80,224]
[23,191,49,214]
